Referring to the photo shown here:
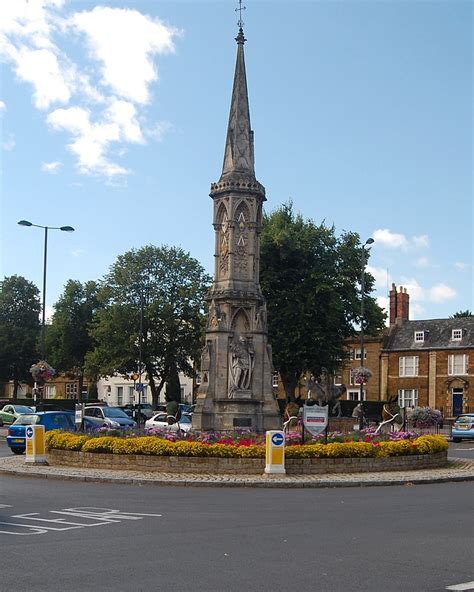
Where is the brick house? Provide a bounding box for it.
[274,284,473,418]
[381,285,473,417]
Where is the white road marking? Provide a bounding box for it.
[0,504,13,508]
[0,507,162,537]
[454,448,474,451]
[446,581,474,591]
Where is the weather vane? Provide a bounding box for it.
[235,0,246,29]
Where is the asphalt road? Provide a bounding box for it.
[0,474,473,592]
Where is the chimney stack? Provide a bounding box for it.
[390,283,410,326]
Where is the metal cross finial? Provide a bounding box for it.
[235,0,246,29]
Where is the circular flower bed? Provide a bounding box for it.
[46,430,448,460]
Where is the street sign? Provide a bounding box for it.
[25,424,46,464]
[135,383,144,392]
[303,404,328,436]
[271,432,284,446]
[265,430,286,474]
[75,403,84,427]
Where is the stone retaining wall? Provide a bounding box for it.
[47,449,448,475]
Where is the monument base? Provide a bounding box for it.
[193,395,281,433]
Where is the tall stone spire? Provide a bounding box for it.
[221,28,255,181]
[192,18,281,433]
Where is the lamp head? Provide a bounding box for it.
[18,220,33,227]
[60,226,75,232]
[365,238,374,246]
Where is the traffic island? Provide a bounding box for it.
[46,448,448,474]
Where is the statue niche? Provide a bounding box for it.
[228,308,253,398]
[234,202,250,278]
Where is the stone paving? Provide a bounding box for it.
[0,455,473,488]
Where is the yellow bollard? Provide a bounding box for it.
[264,430,286,474]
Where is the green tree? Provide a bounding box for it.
[450,310,473,318]
[0,275,41,400]
[46,280,101,399]
[260,202,386,401]
[85,245,211,407]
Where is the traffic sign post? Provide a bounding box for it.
[303,404,328,437]
[264,430,286,474]
[25,424,47,464]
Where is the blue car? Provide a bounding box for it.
[451,413,474,442]
[6,411,75,455]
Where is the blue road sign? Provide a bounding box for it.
[135,383,144,392]
[26,427,33,438]
[271,432,284,446]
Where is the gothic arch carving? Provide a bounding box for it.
[231,308,250,334]
[234,201,250,277]
[217,203,230,277]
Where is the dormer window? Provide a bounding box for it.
[452,329,463,341]
[414,331,425,343]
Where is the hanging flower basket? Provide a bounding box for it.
[353,366,372,385]
[30,360,56,385]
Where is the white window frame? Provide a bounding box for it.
[117,386,123,406]
[333,374,343,386]
[66,383,78,398]
[44,385,57,399]
[414,331,424,343]
[347,390,365,401]
[399,356,419,377]
[141,387,148,403]
[398,389,418,408]
[448,354,469,376]
[128,386,135,404]
[452,329,463,341]
[353,348,367,360]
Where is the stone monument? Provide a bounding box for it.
[192,22,281,432]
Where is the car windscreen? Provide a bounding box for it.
[455,416,474,424]
[103,407,129,418]
[14,406,34,413]
[13,414,40,425]
[179,415,192,424]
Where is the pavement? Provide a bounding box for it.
[0,453,473,488]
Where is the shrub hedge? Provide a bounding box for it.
[46,431,447,459]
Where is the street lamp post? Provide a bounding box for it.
[18,220,75,401]
[359,237,374,429]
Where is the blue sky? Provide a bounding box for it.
[1,0,472,322]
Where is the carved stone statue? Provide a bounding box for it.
[306,374,346,418]
[229,336,254,396]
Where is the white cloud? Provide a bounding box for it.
[70,7,177,104]
[71,249,84,257]
[2,133,15,151]
[373,229,409,249]
[412,235,429,248]
[414,257,429,268]
[376,296,390,326]
[41,160,62,173]
[455,261,469,271]
[373,229,431,251]
[0,100,6,114]
[0,2,180,178]
[47,105,138,176]
[399,277,425,301]
[429,283,457,303]
[15,47,73,109]
[366,265,389,291]
[410,302,426,320]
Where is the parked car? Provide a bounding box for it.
[451,414,474,442]
[6,411,75,454]
[81,416,107,432]
[83,405,137,429]
[0,404,34,425]
[145,412,192,433]
[120,403,155,421]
